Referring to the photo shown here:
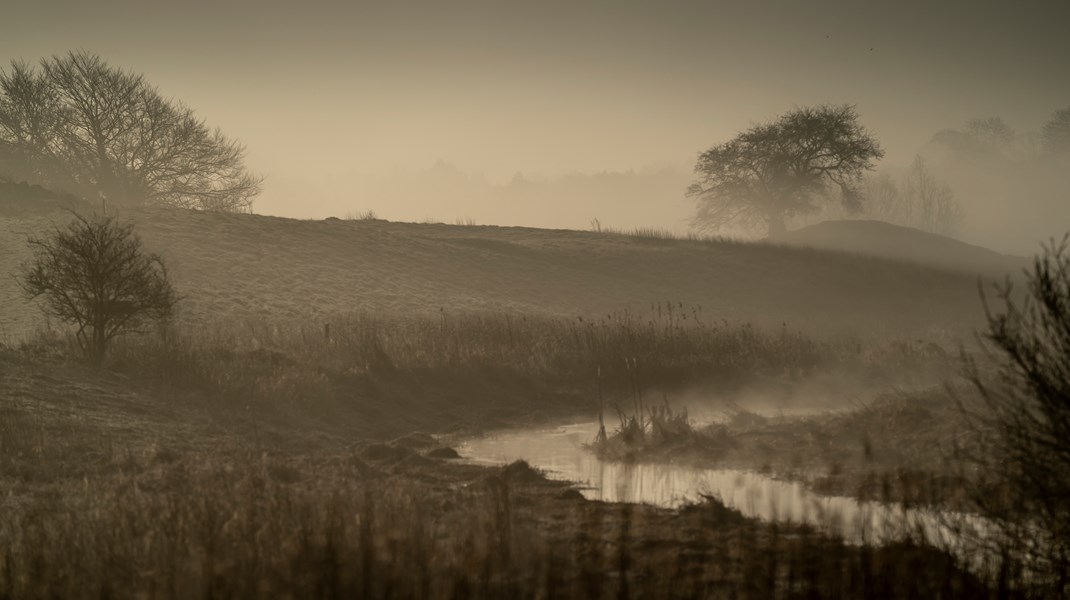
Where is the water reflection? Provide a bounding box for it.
[459,422,983,550]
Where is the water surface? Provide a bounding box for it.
[459,421,982,550]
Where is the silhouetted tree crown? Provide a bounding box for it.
[18,214,178,365]
[688,104,883,238]
[1041,107,1070,156]
[0,51,261,212]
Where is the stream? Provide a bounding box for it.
[458,421,988,554]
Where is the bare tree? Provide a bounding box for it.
[1041,107,1070,156]
[964,117,1016,152]
[688,104,883,238]
[902,156,962,236]
[862,172,908,224]
[18,214,178,365]
[0,51,261,212]
[964,235,1070,592]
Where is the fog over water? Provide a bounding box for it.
[3,0,1068,252]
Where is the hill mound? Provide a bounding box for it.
[0,179,90,216]
[1,208,1007,342]
[777,220,1027,276]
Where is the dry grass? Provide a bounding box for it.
[0,320,1017,598]
[0,372,991,599]
[65,307,962,441]
[0,449,993,599]
[1,206,993,343]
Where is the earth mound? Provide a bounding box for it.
[777,220,1026,276]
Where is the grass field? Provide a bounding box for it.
[0,207,1008,343]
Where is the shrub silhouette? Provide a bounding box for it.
[966,234,1070,592]
[18,213,178,365]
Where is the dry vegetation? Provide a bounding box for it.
[0,346,989,599]
[0,206,1040,598]
[590,387,982,509]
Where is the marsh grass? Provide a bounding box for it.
[0,437,992,599]
[593,388,982,508]
[0,309,1002,598]
[103,305,955,414]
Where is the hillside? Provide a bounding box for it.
[0,208,1011,342]
[778,220,1029,276]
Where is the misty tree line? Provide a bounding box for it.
[933,113,1070,161]
[688,105,1070,239]
[857,156,961,236]
[1,50,1068,237]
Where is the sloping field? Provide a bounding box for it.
[1,208,1010,342]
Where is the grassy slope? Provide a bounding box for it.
[2,208,1001,342]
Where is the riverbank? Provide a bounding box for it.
[2,309,1019,597]
[591,387,982,509]
[0,418,986,598]
[0,341,1003,597]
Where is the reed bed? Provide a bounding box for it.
[0,438,993,599]
[95,305,957,414]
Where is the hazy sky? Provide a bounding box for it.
[3,0,1069,223]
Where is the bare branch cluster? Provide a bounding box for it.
[1041,107,1070,156]
[862,156,963,236]
[966,235,1070,588]
[18,214,178,364]
[0,51,261,212]
[688,104,884,238]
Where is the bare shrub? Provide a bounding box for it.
[18,213,177,365]
[964,234,1070,592]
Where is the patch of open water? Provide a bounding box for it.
[459,421,989,559]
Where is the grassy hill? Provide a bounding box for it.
[0,207,1014,343]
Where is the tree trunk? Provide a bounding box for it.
[88,321,107,367]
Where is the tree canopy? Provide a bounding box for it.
[0,51,261,212]
[688,105,884,238]
[1041,107,1070,156]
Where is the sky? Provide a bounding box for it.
[2,0,1069,246]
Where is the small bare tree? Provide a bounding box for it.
[902,155,962,236]
[18,214,178,365]
[863,172,908,224]
[857,156,962,236]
